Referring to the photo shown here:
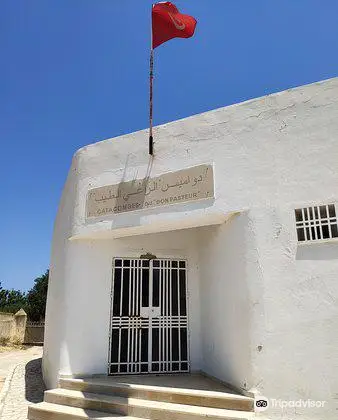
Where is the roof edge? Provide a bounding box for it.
[74,76,337,157]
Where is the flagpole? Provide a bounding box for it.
[149,9,154,156]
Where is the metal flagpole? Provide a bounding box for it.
[149,10,154,156]
[149,48,154,155]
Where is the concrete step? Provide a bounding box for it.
[59,377,254,412]
[28,402,142,420]
[44,388,254,420]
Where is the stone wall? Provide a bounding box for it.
[0,309,27,344]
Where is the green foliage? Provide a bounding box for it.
[26,270,49,321]
[0,270,49,321]
[0,286,27,315]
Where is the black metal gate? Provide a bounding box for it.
[109,258,189,374]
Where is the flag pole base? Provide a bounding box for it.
[149,135,154,156]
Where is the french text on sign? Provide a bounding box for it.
[86,164,214,218]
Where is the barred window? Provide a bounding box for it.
[295,204,338,242]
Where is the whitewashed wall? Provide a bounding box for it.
[197,217,253,391]
[44,228,202,387]
[244,206,338,419]
[197,206,338,419]
[44,78,338,419]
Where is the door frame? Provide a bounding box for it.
[108,257,190,375]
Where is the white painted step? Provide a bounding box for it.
[28,401,142,420]
[45,388,255,420]
[59,378,254,411]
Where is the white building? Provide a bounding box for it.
[42,78,338,419]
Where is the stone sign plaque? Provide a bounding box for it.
[86,164,214,218]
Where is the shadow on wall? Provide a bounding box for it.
[85,156,215,230]
[198,212,253,391]
[296,242,338,260]
[25,358,46,403]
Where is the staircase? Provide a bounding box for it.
[28,375,255,420]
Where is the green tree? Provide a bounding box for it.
[0,283,27,314]
[26,271,49,321]
[0,271,49,320]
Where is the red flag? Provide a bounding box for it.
[152,2,197,49]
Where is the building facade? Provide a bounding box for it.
[43,78,338,419]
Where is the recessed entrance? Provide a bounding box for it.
[109,258,189,374]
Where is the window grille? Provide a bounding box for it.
[295,204,338,242]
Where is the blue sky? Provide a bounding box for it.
[0,0,337,291]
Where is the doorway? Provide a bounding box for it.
[109,258,189,374]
